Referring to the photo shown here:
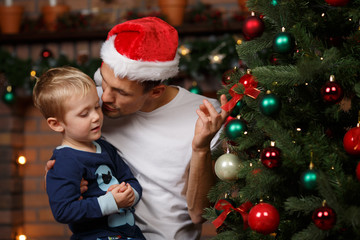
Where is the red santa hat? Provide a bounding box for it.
[100,17,180,82]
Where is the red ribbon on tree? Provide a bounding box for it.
[212,199,253,229]
[221,73,261,112]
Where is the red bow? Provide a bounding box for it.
[221,76,261,112]
[212,199,253,229]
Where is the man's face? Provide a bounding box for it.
[100,63,150,118]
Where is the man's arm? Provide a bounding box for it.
[186,94,228,224]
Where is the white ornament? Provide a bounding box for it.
[215,153,243,181]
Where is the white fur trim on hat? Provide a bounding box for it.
[94,68,102,86]
[101,35,180,82]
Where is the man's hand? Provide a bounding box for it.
[44,160,56,190]
[192,94,229,152]
[110,183,135,208]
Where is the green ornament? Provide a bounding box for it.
[215,198,237,216]
[301,169,318,190]
[271,0,278,6]
[273,31,295,54]
[230,100,244,117]
[225,119,247,140]
[189,85,202,95]
[189,82,202,95]
[259,93,281,116]
[3,89,15,104]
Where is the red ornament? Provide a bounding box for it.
[221,71,260,112]
[225,115,236,126]
[248,203,280,235]
[242,15,265,40]
[239,73,258,89]
[222,69,236,85]
[252,168,262,175]
[320,76,343,104]
[325,0,349,6]
[343,126,360,155]
[356,161,360,181]
[261,146,281,169]
[41,49,53,59]
[312,205,336,230]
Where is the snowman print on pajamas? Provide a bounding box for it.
[95,165,135,227]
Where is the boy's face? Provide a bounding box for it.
[100,63,151,118]
[61,86,103,145]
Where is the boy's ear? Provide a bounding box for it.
[149,85,166,99]
[47,117,64,133]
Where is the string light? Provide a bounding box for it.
[17,155,26,165]
[16,234,27,240]
[209,54,225,64]
[30,70,36,77]
[178,45,190,56]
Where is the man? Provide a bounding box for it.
[47,17,229,239]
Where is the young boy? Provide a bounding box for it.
[33,66,145,240]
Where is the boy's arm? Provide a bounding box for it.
[45,159,88,196]
[47,155,118,224]
[107,143,142,206]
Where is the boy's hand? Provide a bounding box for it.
[107,182,127,193]
[110,183,135,208]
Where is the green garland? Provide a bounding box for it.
[0,33,241,104]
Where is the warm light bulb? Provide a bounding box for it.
[17,234,27,240]
[178,45,190,56]
[17,156,26,165]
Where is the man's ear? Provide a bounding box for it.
[149,85,166,99]
[47,117,64,133]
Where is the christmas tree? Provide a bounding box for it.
[205,0,360,239]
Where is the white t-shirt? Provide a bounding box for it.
[100,86,221,240]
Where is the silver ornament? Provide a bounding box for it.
[214,153,242,181]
